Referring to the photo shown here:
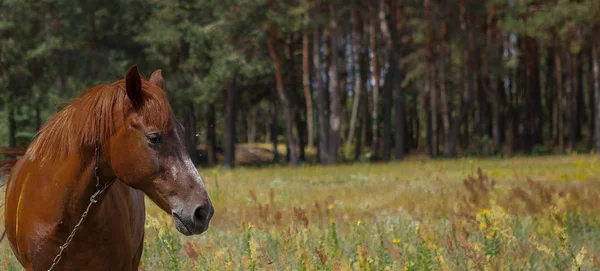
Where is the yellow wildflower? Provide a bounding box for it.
[211,169,217,175]
[328,204,334,210]
[393,238,401,244]
[478,209,490,216]
[357,220,361,226]
[415,226,419,231]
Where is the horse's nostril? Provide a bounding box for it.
[194,204,210,223]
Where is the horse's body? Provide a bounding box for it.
[4,66,213,271]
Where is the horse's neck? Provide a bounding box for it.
[41,154,104,223]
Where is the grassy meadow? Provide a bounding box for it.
[3,154,600,270]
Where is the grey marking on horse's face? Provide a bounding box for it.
[164,120,213,236]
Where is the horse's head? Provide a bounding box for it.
[108,66,213,236]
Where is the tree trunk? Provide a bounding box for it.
[370,6,380,158]
[326,2,340,164]
[566,51,576,151]
[593,29,600,154]
[424,0,437,157]
[555,50,564,152]
[575,51,584,142]
[269,90,280,163]
[521,36,542,153]
[391,0,405,160]
[265,117,271,144]
[382,70,394,161]
[206,103,217,166]
[314,12,329,164]
[546,45,556,147]
[184,102,199,165]
[439,18,450,149]
[247,107,256,143]
[223,77,237,168]
[268,17,298,167]
[380,0,394,161]
[589,44,596,150]
[345,8,362,159]
[486,5,501,152]
[355,88,369,161]
[445,2,474,157]
[356,45,370,161]
[295,110,307,162]
[303,7,314,149]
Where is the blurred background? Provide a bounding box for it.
[1,0,600,167]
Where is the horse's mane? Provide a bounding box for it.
[26,79,172,163]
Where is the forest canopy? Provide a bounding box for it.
[1,0,600,167]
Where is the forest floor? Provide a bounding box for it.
[2,154,600,270]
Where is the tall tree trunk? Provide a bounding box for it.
[223,77,237,168]
[303,5,314,149]
[589,44,596,150]
[265,117,271,144]
[575,51,584,142]
[184,102,199,165]
[445,0,474,157]
[523,36,543,153]
[509,67,521,153]
[555,49,564,152]
[566,51,576,151]
[381,0,394,161]
[269,90,280,163]
[295,110,307,162]
[356,44,370,161]
[486,5,501,152]
[424,0,437,157]
[326,2,340,164]
[382,71,394,161]
[439,17,450,149]
[370,6,380,158]
[546,45,556,147]
[247,107,256,143]
[592,29,600,154]
[268,15,298,167]
[391,0,405,160]
[206,103,217,166]
[355,87,369,161]
[314,8,329,164]
[346,8,362,159]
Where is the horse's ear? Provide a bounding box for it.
[149,69,164,89]
[125,65,143,108]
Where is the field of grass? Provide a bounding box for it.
[3,154,600,270]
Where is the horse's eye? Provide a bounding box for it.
[146,132,163,146]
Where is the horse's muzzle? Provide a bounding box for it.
[172,203,214,236]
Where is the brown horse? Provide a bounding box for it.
[3,65,213,270]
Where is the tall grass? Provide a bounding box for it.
[3,155,600,270]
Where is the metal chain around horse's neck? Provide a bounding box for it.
[47,116,115,271]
